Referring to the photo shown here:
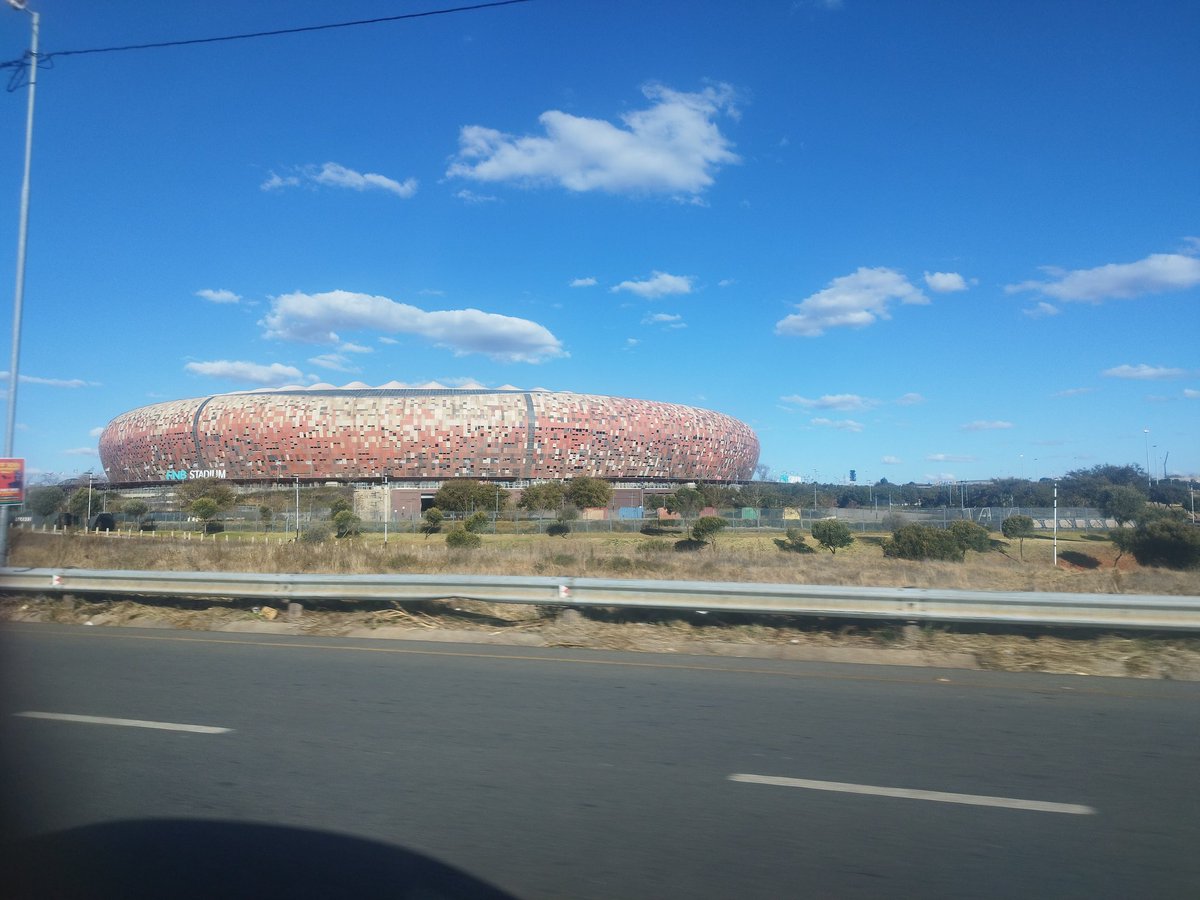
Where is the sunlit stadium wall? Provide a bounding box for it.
[98,388,760,485]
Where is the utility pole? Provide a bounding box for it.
[0,0,39,566]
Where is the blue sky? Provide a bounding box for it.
[0,0,1196,485]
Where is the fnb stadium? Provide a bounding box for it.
[97,386,760,488]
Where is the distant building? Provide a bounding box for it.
[98,386,760,486]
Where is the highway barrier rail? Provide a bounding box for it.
[2,567,1199,631]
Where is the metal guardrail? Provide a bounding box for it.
[1,567,1198,631]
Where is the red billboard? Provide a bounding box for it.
[0,458,25,507]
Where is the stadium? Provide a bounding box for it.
[97,386,760,488]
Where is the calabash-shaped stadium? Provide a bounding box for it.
[98,386,760,485]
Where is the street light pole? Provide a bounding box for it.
[383,475,389,545]
[0,0,39,566]
[294,476,300,540]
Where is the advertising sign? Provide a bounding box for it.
[0,458,25,507]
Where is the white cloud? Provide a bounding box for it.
[308,354,358,373]
[961,420,1014,431]
[810,417,864,432]
[339,342,373,354]
[926,453,976,462]
[1006,252,1200,302]
[454,189,497,203]
[1053,387,1094,397]
[1022,301,1060,318]
[184,360,305,386]
[570,277,598,288]
[262,162,417,198]
[642,312,686,328]
[881,455,902,465]
[1102,363,1187,380]
[0,371,97,388]
[196,288,241,304]
[781,393,877,411]
[1184,388,1200,399]
[718,278,735,287]
[625,337,640,347]
[378,336,399,345]
[923,271,968,293]
[88,426,104,437]
[261,172,300,190]
[895,392,925,406]
[447,82,740,196]
[260,290,566,364]
[612,271,693,299]
[64,447,98,457]
[775,267,928,337]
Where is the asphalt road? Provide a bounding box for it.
[1,623,1197,899]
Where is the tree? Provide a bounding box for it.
[665,486,704,517]
[690,515,727,548]
[464,511,489,534]
[883,524,964,562]
[333,509,361,538]
[420,507,444,538]
[329,497,353,519]
[811,518,854,554]
[565,476,612,510]
[27,485,65,520]
[189,498,219,530]
[517,482,565,516]
[947,520,991,554]
[259,505,274,530]
[67,487,101,524]
[433,479,506,514]
[123,499,150,528]
[1001,514,1035,559]
[176,478,235,509]
[1099,486,1146,526]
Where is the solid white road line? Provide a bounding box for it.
[13,711,231,734]
[729,774,1096,815]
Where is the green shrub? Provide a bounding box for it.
[1127,517,1200,569]
[947,520,991,553]
[811,518,854,554]
[883,524,965,561]
[464,511,490,534]
[773,527,813,553]
[300,523,331,543]
[420,507,444,538]
[691,516,727,547]
[445,527,482,550]
[333,509,361,538]
[546,521,571,537]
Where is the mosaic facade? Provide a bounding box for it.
[98,389,760,484]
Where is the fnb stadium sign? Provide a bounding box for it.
[164,468,226,481]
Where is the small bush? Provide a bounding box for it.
[691,516,727,547]
[464,511,490,534]
[445,527,482,550]
[204,521,225,534]
[883,524,964,561]
[546,521,571,537]
[1128,518,1200,569]
[947,520,991,554]
[773,527,813,554]
[420,507,444,538]
[300,523,331,543]
[881,512,907,533]
[673,538,708,552]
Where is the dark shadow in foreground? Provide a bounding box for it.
[2,818,520,900]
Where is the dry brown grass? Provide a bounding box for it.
[8,527,1198,595]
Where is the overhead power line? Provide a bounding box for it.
[2,0,533,82]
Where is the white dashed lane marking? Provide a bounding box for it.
[13,711,232,734]
[729,774,1096,815]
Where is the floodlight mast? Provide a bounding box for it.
[0,0,38,566]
